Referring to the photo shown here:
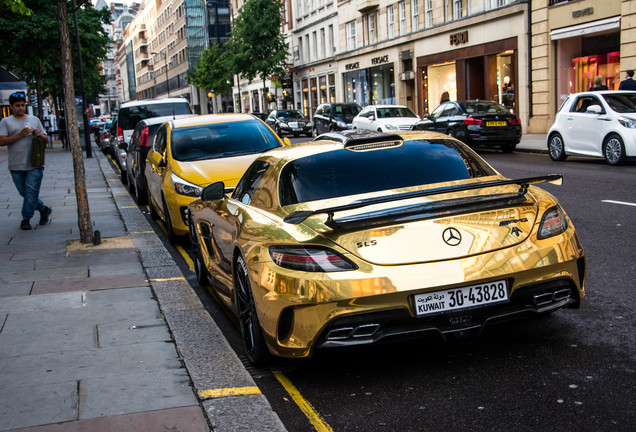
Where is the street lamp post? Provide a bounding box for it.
[151,51,170,98]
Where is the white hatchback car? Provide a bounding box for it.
[352,105,420,132]
[547,91,636,165]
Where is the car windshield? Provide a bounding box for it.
[171,119,281,162]
[279,140,496,206]
[376,107,418,118]
[119,103,192,130]
[460,101,510,114]
[602,93,636,113]
[277,111,305,119]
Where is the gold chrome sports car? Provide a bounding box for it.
[145,114,286,243]
[188,130,586,364]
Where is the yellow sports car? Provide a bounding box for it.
[145,114,286,243]
[188,130,586,364]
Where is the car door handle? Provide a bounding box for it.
[597,117,612,121]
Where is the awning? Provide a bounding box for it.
[550,16,620,40]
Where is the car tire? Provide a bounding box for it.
[127,170,135,196]
[189,220,208,287]
[162,196,179,244]
[235,255,269,365]
[147,189,159,220]
[501,142,516,153]
[548,133,568,161]
[135,176,147,206]
[446,129,456,138]
[603,134,627,166]
[275,126,282,137]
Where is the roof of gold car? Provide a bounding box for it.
[168,113,260,129]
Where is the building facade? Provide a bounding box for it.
[529,0,635,133]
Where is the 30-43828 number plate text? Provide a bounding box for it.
[414,280,508,316]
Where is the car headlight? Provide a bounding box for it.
[307,121,312,127]
[384,124,398,130]
[336,120,347,128]
[280,122,289,128]
[171,173,202,197]
[617,116,636,128]
[537,205,568,239]
[269,245,358,272]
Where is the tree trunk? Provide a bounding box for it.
[56,0,93,244]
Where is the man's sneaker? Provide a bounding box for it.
[39,206,52,225]
[20,220,32,230]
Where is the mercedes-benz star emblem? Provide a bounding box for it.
[442,227,462,246]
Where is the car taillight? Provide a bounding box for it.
[537,205,568,239]
[464,117,483,125]
[117,126,124,143]
[509,117,521,125]
[269,246,358,272]
[140,127,149,147]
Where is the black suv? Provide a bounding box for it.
[312,102,362,136]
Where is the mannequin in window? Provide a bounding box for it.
[502,76,514,94]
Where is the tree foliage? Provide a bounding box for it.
[189,44,233,96]
[0,0,112,104]
[227,0,289,84]
[2,0,31,15]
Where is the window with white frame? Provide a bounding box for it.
[312,31,318,61]
[387,5,395,39]
[346,20,357,51]
[425,0,432,27]
[399,1,406,36]
[412,0,419,31]
[297,0,302,16]
[365,12,377,45]
[329,24,335,56]
[305,34,310,62]
[453,0,462,19]
[487,0,509,9]
[320,28,326,59]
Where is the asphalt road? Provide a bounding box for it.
[111,140,636,432]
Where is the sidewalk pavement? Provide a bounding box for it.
[0,140,286,432]
[516,134,547,153]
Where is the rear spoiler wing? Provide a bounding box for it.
[283,174,562,226]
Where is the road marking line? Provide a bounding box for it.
[602,200,636,207]
[198,386,261,399]
[274,371,334,432]
[176,244,195,273]
[149,277,186,282]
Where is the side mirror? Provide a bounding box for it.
[149,151,165,168]
[423,113,431,119]
[118,142,128,151]
[201,181,226,201]
[586,105,602,114]
[283,137,291,146]
[369,114,376,121]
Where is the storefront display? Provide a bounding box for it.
[344,63,395,107]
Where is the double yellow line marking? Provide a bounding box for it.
[199,386,261,399]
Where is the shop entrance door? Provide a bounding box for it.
[466,57,485,100]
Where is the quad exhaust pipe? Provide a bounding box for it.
[326,323,380,341]
[533,288,571,307]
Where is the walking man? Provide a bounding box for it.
[618,70,636,90]
[0,92,52,230]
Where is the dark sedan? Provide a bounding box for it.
[265,109,312,137]
[412,100,521,152]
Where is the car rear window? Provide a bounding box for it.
[171,119,281,161]
[279,140,496,206]
[119,103,192,130]
[460,101,509,114]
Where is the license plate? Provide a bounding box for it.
[486,121,506,127]
[293,128,302,131]
[414,280,508,316]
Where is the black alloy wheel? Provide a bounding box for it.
[548,133,568,161]
[147,189,159,220]
[162,196,179,245]
[501,142,516,153]
[603,134,627,165]
[235,255,269,365]
[189,219,208,287]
